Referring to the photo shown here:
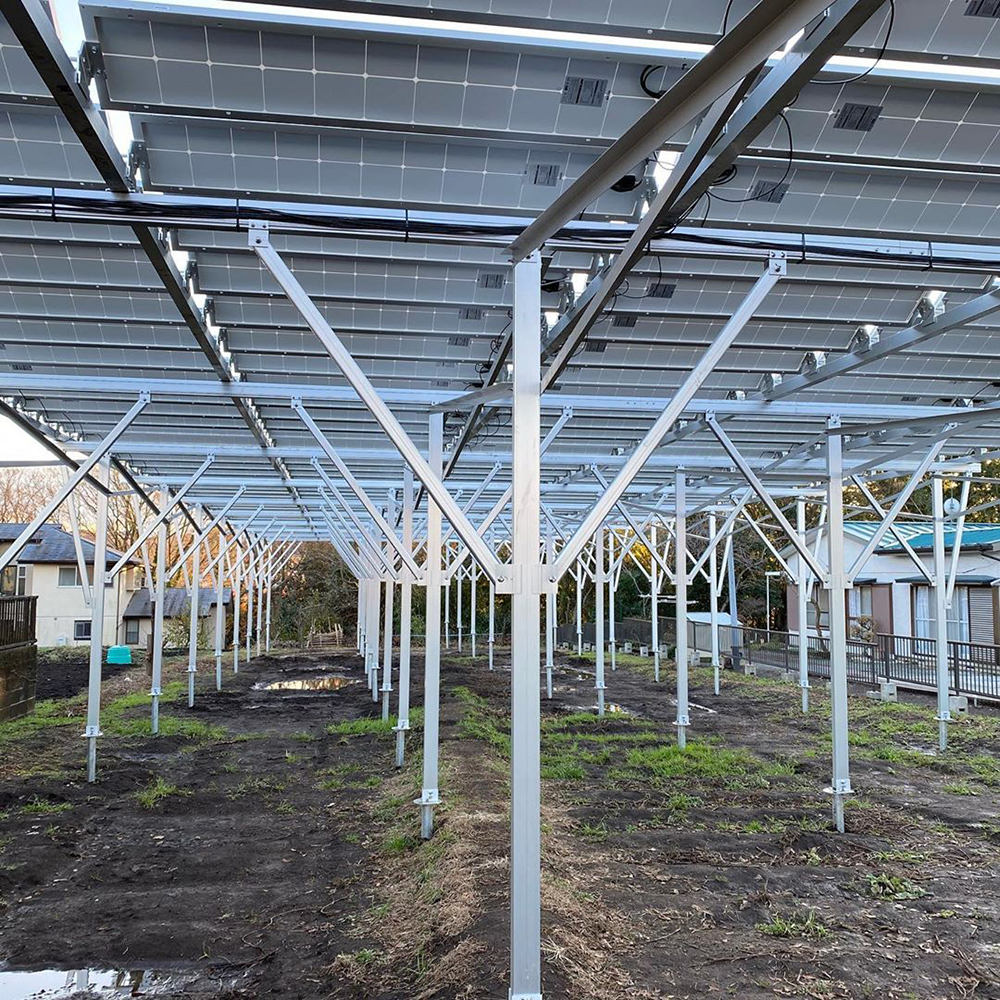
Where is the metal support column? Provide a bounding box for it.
[150,488,167,735]
[382,572,395,722]
[232,545,242,675]
[187,517,201,708]
[419,412,444,838]
[709,514,720,696]
[608,531,616,672]
[488,534,496,672]
[675,472,689,749]
[932,476,951,752]
[470,561,477,658]
[245,560,254,663]
[368,575,381,703]
[457,563,464,653]
[84,458,110,782]
[509,250,542,1000]
[395,468,414,768]
[727,526,741,669]
[826,420,852,832]
[575,560,582,655]
[651,525,660,682]
[594,525,606,717]
[265,546,273,653]
[214,558,224,690]
[444,575,451,650]
[797,500,810,713]
[545,528,554,698]
[256,556,264,658]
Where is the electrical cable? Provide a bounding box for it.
[813,0,894,85]
[705,112,795,205]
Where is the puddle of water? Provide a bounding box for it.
[252,676,356,692]
[0,969,182,998]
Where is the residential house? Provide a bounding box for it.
[0,523,139,647]
[786,522,1000,645]
[121,587,232,648]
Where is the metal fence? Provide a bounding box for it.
[555,614,1000,703]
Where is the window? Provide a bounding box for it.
[913,585,970,642]
[848,585,873,623]
[806,588,830,630]
[73,620,92,641]
[125,620,139,645]
[59,566,81,587]
[0,564,25,596]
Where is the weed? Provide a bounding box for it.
[20,796,71,816]
[227,776,286,799]
[135,777,188,810]
[871,849,926,864]
[327,717,395,737]
[804,847,823,866]
[343,832,361,844]
[284,751,304,764]
[860,873,928,901]
[289,731,316,742]
[0,700,81,744]
[274,800,296,816]
[626,740,790,783]
[943,781,979,796]
[577,821,610,842]
[757,909,829,940]
[383,833,419,853]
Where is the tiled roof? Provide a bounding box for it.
[0,523,130,567]
[122,587,232,619]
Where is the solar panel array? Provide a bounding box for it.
[1,0,999,537]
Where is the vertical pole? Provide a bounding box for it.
[356,582,363,653]
[150,487,167,735]
[85,458,110,782]
[932,476,951,752]
[368,574,380,703]
[457,563,464,653]
[187,517,201,708]
[709,514,721,696]
[232,545,241,675]
[214,558,224,690]
[797,499,810,713]
[544,528,554,698]
[419,412,444,839]
[651,525,660,682]
[256,553,264,658]
[444,574,451,650]
[826,420,852,832]
[608,530,616,672]
[245,558,254,663]
[675,472,689,749]
[594,525,606,717]
[265,546,273,653]
[509,250,542,1000]
[488,530,496,671]
[574,560,582,655]
[395,468,414,768]
[727,527,741,669]
[381,574,394,721]
[470,560,477,658]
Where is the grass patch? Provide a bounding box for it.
[0,700,82,744]
[19,796,72,816]
[383,833,419,854]
[625,740,792,785]
[576,821,610,842]
[227,776,287,800]
[757,909,828,940]
[327,717,394,737]
[453,686,512,757]
[135,777,188,809]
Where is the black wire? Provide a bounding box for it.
[814,0,894,85]
[707,112,794,205]
[640,64,670,100]
[722,0,736,35]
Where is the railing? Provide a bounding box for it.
[0,595,36,649]
[740,627,879,686]
[0,595,37,722]
[877,632,1000,702]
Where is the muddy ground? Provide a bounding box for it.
[0,646,999,999]
[34,650,141,702]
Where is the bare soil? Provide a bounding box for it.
[0,647,998,999]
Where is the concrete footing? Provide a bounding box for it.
[949,694,969,715]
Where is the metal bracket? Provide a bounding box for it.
[248,220,271,247]
[414,790,440,806]
[82,725,102,739]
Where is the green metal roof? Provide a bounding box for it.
[844,522,1000,553]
